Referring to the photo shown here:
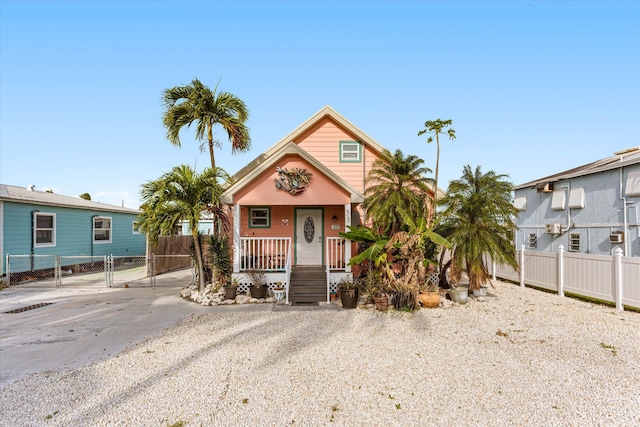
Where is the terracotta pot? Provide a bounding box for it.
[373,296,388,311]
[419,291,440,308]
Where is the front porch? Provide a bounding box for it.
[231,236,353,304]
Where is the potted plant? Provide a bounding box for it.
[361,266,388,311]
[223,277,239,300]
[419,269,441,308]
[245,269,268,299]
[338,276,360,309]
[272,281,285,301]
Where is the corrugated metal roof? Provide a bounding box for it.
[0,184,141,214]
[514,147,640,190]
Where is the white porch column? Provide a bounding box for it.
[233,204,241,273]
[344,204,352,272]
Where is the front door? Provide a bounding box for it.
[295,209,323,265]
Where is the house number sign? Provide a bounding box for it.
[304,217,315,243]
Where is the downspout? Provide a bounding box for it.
[559,184,572,234]
[91,215,97,257]
[31,210,39,271]
[620,167,630,256]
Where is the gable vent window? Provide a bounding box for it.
[527,233,537,249]
[569,233,581,252]
[340,141,361,163]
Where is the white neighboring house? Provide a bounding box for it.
[513,147,640,257]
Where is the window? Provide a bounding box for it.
[249,207,270,228]
[93,216,112,243]
[34,212,56,247]
[340,141,361,162]
[132,222,141,234]
[527,233,537,249]
[569,233,581,252]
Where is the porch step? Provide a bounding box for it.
[289,266,327,304]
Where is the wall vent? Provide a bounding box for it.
[545,223,561,234]
[609,232,624,243]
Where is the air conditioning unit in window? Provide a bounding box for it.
[545,223,561,234]
[609,233,624,243]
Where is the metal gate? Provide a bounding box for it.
[4,254,195,288]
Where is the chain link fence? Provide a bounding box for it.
[5,254,195,288]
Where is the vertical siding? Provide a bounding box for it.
[514,167,640,256]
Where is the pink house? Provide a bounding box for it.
[221,106,432,304]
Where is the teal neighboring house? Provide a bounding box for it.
[0,184,146,276]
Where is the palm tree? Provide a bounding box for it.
[418,119,456,222]
[162,78,251,169]
[363,149,433,235]
[438,165,518,292]
[137,165,229,292]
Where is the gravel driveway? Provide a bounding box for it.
[1,280,638,426]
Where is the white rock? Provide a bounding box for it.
[221,299,235,305]
[249,298,259,304]
[265,297,276,303]
[236,295,250,304]
[181,288,191,298]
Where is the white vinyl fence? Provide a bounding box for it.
[490,246,640,311]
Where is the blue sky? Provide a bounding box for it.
[1,0,638,209]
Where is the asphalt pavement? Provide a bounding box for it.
[0,284,209,386]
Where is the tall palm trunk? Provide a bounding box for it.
[192,232,206,292]
[207,121,216,169]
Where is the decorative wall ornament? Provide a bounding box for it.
[274,167,312,195]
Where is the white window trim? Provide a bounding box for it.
[569,233,581,252]
[93,216,112,244]
[340,141,361,162]
[34,212,56,248]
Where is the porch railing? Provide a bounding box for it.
[239,237,291,271]
[326,237,349,303]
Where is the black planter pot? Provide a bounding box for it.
[340,288,359,309]
[223,286,237,300]
[250,286,268,299]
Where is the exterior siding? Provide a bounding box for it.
[2,201,145,275]
[514,165,640,257]
[296,118,380,193]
